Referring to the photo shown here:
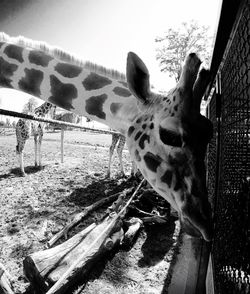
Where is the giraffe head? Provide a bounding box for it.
[126,52,213,241]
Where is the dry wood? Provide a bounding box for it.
[104,227,124,250]
[0,263,14,294]
[45,214,123,294]
[122,217,143,247]
[48,191,126,247]
[24,223,96,292]
[141,215,168,224]
[44,179,145,294]
[24,180,144,294]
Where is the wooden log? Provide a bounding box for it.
[47,191,125,247]
[0,263,14,294]
[141,215,168,224]
[24,180,145,294]
[122,217,143,247]
[24,223,96,292]
[45,214,124,294]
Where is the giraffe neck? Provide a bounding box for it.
[0,33,140,134]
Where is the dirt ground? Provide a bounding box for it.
[0,129,181,294]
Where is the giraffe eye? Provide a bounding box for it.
[159,126,182,147]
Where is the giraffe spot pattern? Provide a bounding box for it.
[136,118,142,124]
[134,131,142,141]
[110,102,122,115]
[0,57,18,88]
[82,73,112,90]
[29,50,53,67]
[128,126,135,137]
[134,149,141,162]
[4,44,24,63]
[149,123,154,129]
[113,86,131,97]
[144,152,162,172]
[142,124,146,129]
[85,94,108,120]
[138,134,150,149]
[55,62,82,78]
[19,68,43,96]
[174,104,179,112]
[161,170,173,187]
[49,75,77,110]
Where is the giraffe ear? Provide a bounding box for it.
[126,52,150,103]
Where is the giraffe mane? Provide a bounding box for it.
[0,32,126,82]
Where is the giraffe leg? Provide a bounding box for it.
[107,134,119,178]
[37,126,43,168]
[116,135,126,177]
[16,140,26,176]
[34,135,38,167]
[61,129,64,163]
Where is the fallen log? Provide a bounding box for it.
[24,223,97,292]
[141,215,168,224]
[24,180,145,294]
[47,189,132,247]
[0,263,14,294]
[122,217,143,248]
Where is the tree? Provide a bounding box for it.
[5,118,11,127]
[22,97,38,114]
[155,20,213,82]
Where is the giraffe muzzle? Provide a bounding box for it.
[180,198,213,242]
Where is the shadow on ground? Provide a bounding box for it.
[139,220,177,267]
[66,176,137,207]
[0,166,46,179]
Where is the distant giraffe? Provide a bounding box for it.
[0,33,213,241]
[107,132,126,177]
[53,111,79,163]
[85,118,132,178]
[16,102,55,175]
[107,132,137,178]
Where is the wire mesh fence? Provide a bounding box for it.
[206,1,250,293]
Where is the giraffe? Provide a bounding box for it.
[107,132,137,178]
[53,111,79,163]
[107,132,126,178]
[0,33,213,241]
[85,118,130,178]
[15,101,56,176]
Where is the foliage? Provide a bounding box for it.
[155,20,213,82]
[22,97,38,114]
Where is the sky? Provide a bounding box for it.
[0,0,221,115]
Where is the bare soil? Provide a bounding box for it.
[0,130,181,294]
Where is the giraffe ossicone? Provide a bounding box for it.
[0,33,213,241]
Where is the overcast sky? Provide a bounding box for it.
[0,0,221,113]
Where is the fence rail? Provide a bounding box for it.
[0,108,120,136]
